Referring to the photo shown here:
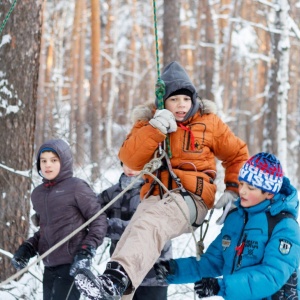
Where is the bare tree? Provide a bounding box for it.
[163,0,181,65]
[0,1,42,280]
[75,0,87,165]
[263,0,289,158]
[90,0,101,180]
[69,1,82,151]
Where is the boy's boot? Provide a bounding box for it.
[74,261,131,300]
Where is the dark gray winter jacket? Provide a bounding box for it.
[27,139,107,267]
[98,173,172,287]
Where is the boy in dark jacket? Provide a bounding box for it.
[11,139,107,300]
[154,153,300,300]
[98,162,172,300]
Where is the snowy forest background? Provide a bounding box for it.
[1,0,300,299]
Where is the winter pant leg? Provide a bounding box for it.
[111,195,160,256]
[43,267,55,300]
[133,285,168,300]
[43,264,80,300]
[111,192,192,293]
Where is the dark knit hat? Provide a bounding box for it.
[168,88,193,100]
[155,62,199,122]
[238,152,283,194]
[40,147,57,154]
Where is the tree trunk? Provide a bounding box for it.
[90,0,101,181]
[69,0,81,151]
[75,0,87,165]
[0,0,42,280]
[163,0,181,66]
[275,0,290,172]
[263,2,282,155]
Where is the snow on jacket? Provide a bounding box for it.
[27,139,107,267]
[168,177,300,300]
[119,100,248,209]
[98,173,172,287]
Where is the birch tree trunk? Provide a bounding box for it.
[276,0,290,173]
[263,0,288,156]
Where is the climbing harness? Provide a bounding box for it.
[159,150,214,259]
[0,0,18,36]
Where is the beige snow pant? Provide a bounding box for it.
[110,191,208,300]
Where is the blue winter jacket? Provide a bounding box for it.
[168,177,300,300]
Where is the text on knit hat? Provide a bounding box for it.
[238,152,283,194]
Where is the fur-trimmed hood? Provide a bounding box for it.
[131,99,217,124]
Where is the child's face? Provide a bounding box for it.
[40,151,61,180]
[165,94,192,121]
[122,164,141,177]
[238,181,274,208]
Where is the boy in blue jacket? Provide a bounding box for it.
[154,152,300,300]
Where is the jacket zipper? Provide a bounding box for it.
[231,212,248,273]
[44,187,51,265]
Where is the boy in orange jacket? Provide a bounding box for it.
[75,61,249,300]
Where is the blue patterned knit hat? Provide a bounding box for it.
[238,152,283,194]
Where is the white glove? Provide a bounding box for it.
[214,190,238,225]
[149,109,177,134]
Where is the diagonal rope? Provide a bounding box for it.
[0,173,147,288]
[0,0,18,36]
[0,152,211,287]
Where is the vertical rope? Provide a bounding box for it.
[152,0,172,157]
[153,0,161,80]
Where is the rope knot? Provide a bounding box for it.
[143,158,162,173]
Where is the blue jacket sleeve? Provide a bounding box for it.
[168,232,225,284]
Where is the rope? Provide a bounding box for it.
[0,152,212,286]
[152,0,161,81]
[197,208,214,259]
[152,0,172,157]
[0,172,148,288]
[0,0,18,36]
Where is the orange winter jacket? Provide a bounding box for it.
[119,101,249,209]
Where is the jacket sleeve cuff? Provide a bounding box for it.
[217,278,226,297]
[225,182,239,194]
